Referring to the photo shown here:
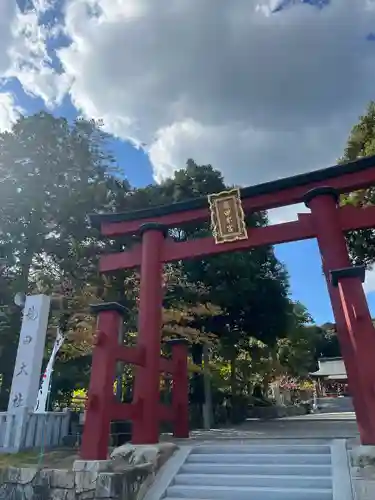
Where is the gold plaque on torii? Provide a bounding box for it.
[208,188,248,244]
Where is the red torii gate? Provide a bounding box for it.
[81,155,375,459]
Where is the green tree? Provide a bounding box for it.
[339,101,375,265]
[315,322,341,359]
[277,302,323,377]
[0,265,22,408]
[0,113,120,288]
[0,112,124,407]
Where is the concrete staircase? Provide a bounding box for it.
[160,443,345,500]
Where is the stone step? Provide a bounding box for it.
[174,473,332,489]
[192,444,331,455]
[187,453,331,465]
[180,462,331,476]
[166,484,332,500]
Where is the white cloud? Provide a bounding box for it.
[267,203,310,224]
[2,0,375,190]
[5,8,70,107]
[0,2,16,75]
[52,0,375,186]
[0,1,65,127]
[0,92,23,131]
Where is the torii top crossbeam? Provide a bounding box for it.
[89,155,375,272]
[90,155,375,237]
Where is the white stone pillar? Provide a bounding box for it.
[7,294,51,412]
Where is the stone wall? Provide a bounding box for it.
[247,404,307,419]
[0,443,177,500]
[0,465,152,500]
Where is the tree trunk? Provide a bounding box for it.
[230,347,237,396]
[202,343,213,429]
[191,343,204,427]
[0,348,16,410]
[247,382,253,396]
[0,310,22,410]
[19,248,33,292]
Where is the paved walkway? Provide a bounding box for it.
[162,412,359,444]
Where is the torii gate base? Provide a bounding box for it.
[81,156,375,458]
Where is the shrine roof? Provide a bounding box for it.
[89,154,375,228]
[310,357,346,378]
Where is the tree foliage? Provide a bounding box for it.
[0,113,321,413]
[0,112,123,406]
[339,101,375,266]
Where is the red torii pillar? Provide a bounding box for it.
[304,187,375,444]
[81,302,126,459]
[167,339,190,439]
[132,223,168,444]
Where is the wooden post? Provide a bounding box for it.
[168,339,189,439]
[304,187,375,444]
[80,302,126,460]
[132,223,167,444]
[202,343,213,430]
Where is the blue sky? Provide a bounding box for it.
[2,0,375,324]
[275,240,369,325]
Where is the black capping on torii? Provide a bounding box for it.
[89,154,375,228]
